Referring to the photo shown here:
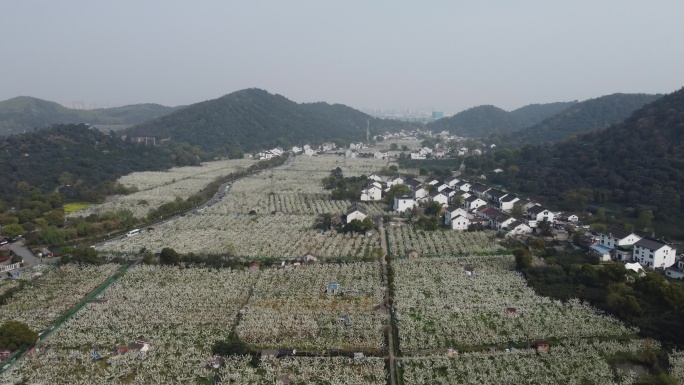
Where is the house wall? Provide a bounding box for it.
[633,245,676,269]
[394,198,415,212]
[450,216,469,230]
[347,211,367,223]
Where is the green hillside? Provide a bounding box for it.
[0,124,200,204]
[467,87,684,236]
[428,102,575,137]
[497,93,662,146]
[125,88,417,155]
[0,96,178,136]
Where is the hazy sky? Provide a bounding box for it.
[2,1,683,113]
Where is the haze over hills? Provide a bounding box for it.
[497,93,663,146]
[125,88,419,155]
[427,101,576,137]
[0,96,179,137]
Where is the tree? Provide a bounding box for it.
[511,204,524,220]
[424,202,443,217]
[389,143,399,151]
[384,184,411,205]
[513,248,532,270]
[160,247,180,265]
[0,320,38,351]
[1,223,25,238]
[60,247,100,266]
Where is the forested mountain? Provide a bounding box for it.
[496,93,662,146]
[467,87,684,236]
[427,102,575,137]
[125,88,417,155]
[0,96,179,136]
[0,124,200,204]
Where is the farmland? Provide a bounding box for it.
[392,256,635,351]
[0,264,120,331]
[67,159,256,219]
[95,156,389,259]
[236,262,386,351]
[1,154,675,384]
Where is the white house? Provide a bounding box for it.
[345,149,358,158]
[368,174,383,182]
[504,221,533,237]
[472,149,482,156]
[394,195,416,213]
[444,177,460,188]
[386,176,405,188]
[463,196,487,211]
[304,147,317,156]
[527,206,555,223]
[360,183,383,201]
[567,214,579,223]
[410,153,426,160]
[374,151,388,160]
[346,204,368,224]
[665,257,684,280]
[444,205,469,227]
[429,190,449,206]
[499,194,520,212]
[449,214,470,230]
[599,227,641,261]
[632,238,676,270]
[414,186,430,201]
[291,146,302,154]
[455,181,471,192]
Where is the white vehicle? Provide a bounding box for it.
[126,229,141,237]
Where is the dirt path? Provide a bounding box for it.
[379,225,397,385]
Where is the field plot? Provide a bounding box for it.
[400,339,653,384]
[387,226,503,257]
[392,257,635,351]
[68,159,256,218]
[218,356,386,385]
[236,262,387,352]
[96,155,389,259]
[671,350,684,383]
[0,264,120,331]
[0,265,256,384]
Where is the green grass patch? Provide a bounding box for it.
[64,202,94,214]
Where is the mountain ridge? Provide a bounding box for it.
[0,96,179,136]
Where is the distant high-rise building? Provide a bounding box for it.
[431,111,444,119]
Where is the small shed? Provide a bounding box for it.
[534,340,550,354]
[353,352,365,359]
[464,265,475,277]
[327,282,340,294]
[303,253,318,264]
[407,250,420,259]
[248,263,260,271]
[446,348,458,357]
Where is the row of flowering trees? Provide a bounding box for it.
[400,339,657,384]
[392,257,636,351]
[236,262,386,351]
[387,227,503,257]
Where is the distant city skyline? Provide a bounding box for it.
[2,1,683,114]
